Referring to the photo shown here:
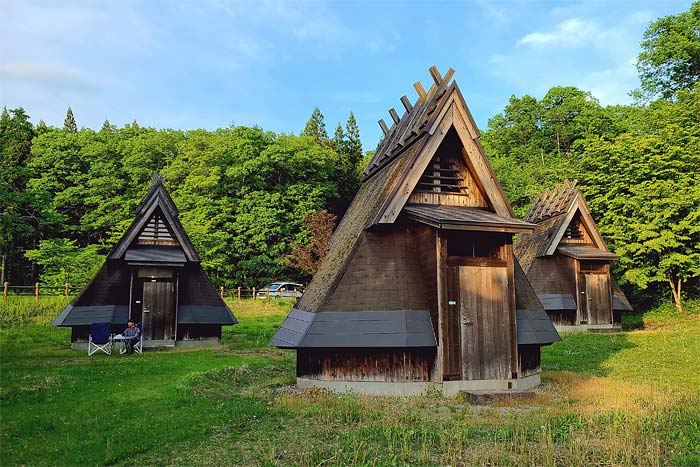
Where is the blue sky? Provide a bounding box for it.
[0,0,692,150]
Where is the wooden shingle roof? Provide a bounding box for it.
[514,180,612,272]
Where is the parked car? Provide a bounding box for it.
[257,282,304,299]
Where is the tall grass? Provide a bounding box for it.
[0,296,70,326]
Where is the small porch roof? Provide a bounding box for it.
[556,244,620,261]
[402,204,535,233]
[125,246,187,265]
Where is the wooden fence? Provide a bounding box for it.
[3,282,301,302]
[3,282,76,302]
[219,286,302,301]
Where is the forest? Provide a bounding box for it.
[1,2,698,312]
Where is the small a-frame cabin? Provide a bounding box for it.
[53,174,237,349]
[514,181,632,331]
[270,67,559,395]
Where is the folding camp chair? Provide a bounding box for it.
[133,322,143,354]
[119,322,143,354]
[88,322,113,356]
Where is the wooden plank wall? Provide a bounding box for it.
[297,348,435,382]
[413,226,438,330]
[517,345,541,377]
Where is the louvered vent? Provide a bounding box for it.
[565,219,583,240]
[416,155,466,194]
[136,213,178,246]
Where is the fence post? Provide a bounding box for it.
[267,288,270,299]
[65,282,70,296]
[35,282,40,303]
[237,286,241,300]
[3,281,7,299]
[220,286,224,299]
[252,287,256,300]
[294,287,297,299]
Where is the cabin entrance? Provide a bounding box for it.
[584,273,611,325]
[131,268,177,342]
[443,232,512,381]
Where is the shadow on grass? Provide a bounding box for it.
[541,331,635,376]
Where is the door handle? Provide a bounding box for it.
[143,308,150,313]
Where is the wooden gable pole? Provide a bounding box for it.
[389,108,401,125]
[400,95,413,112]
[378,119,389,136]
[414,81,427,100]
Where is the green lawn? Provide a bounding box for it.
[1,298,699,466]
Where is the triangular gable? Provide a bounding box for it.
[109,173,200,262]
[372,82,515,225]
[544,192,609,256]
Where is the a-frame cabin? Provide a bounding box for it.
[53,174,237,349]
[514,181,632,331]
[270,67,559,395]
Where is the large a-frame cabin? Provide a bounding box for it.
[270,67,559,395]
[53,174,237,349]
[514,181,632,331]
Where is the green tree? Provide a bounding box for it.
[581,86,700,311]
[24,238,104,287]
[0,107,42,284]
[36,119,48,136]
[636,1,700,100]
[64,106,77,133]
[301,107,328,143]
[332,123,345,153]
[344,112,363,167]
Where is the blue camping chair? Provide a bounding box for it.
[88,322,113,356]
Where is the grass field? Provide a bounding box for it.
[1,297,699,466]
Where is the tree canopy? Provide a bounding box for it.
[636,1,700,100]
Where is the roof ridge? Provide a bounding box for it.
[363,66,455,180]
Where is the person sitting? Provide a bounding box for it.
[123,320,141,354]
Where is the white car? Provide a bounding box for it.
[257,282,304,299]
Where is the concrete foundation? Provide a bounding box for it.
[555,324,621,333]
[71,338,220,351]
[296,372,541,396]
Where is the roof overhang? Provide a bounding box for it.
[403,204,535,233]
[516,309,561,345]
[269,308,437,349]
[556,245,619,261]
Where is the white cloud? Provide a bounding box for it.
[0,61,99,91]
[517,18,599,48]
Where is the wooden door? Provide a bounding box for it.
[142,280,175,341]
[585,273,612,324]
[444,262,511,381]
[459,265,511,380]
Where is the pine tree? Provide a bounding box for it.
[101,119,113,132]
[36,120,48,136]
[64,106,77,133]
[301,107,328,143]
[332,123,345,153]
[344,112,362,167]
